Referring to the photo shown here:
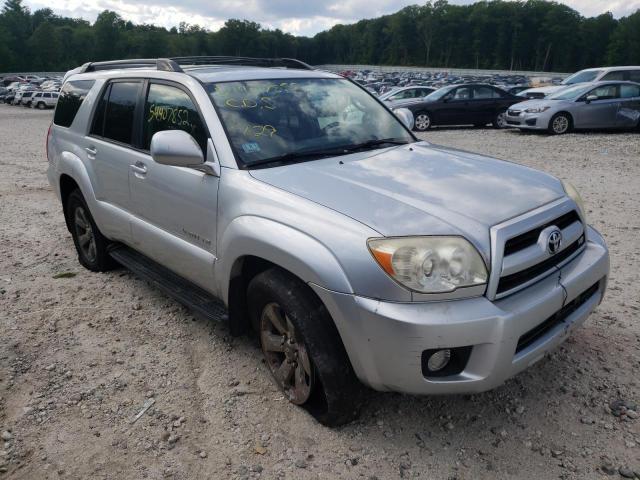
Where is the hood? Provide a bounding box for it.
[509,99,573,111]
[523,85,564,96]
[249,142,564,257]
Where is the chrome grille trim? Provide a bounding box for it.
[487,198,585,301]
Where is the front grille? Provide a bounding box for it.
[497,234,584,294]
[515,281,600,354]
[504,210,580,256]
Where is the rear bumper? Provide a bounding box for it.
[312,226,609,394]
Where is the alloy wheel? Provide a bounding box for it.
[260,302,314,405]
[74,206,97,263]
[552,115,569,134]
[495,112,508,128]
[415,113,431,131]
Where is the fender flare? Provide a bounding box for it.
[217,215,354,304]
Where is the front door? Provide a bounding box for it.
[439,86,472,124]
[128,81,219,291]
[575,84,620,128]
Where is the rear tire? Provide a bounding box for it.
[37,102,46,110]
[548,113,572,135]
[247,268,363,426]
[492,110,508,129]
[66,189,117,272]
[413,111,432,131]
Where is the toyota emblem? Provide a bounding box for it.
[547,229,562,254]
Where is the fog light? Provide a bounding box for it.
[427,349,451,372]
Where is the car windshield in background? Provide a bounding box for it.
[548,84,592,100]
[562,70,602,85]
[206,78,413,167]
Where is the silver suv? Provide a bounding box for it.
[30,91,60,109]
[48,57,610,426]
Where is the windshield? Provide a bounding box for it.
[548,84,593,100]
[206,78,413,167]
[424,85,456,101]
[562,69,602,85]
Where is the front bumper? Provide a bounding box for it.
[312,226,609,394]
[506,111,552,130]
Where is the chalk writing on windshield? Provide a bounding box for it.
[225,97,276,110]
[243,124,277,138]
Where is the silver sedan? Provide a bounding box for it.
[506,81,640,134]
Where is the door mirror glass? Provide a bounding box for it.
[151,130,204,168]
[393,108,414,130]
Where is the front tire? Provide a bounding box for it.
[247,268,363,426]
[66,189,117,272]
[37,102,46,110]
[549,113,572,135]
[413,111,432,131]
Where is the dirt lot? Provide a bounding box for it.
[0,104,639,480]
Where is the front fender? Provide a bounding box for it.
[216,215,354,303]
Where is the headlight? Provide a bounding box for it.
[368,236,488,294]
[524,106,550,113]
[562,180,587,222]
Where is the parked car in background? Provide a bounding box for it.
[30,91,59,109]
[4,92,16,104]
[393,84,522,130]
[379,86,435,102]
[521,66,640,99]
[20,91,36,107]
[506,81,640,134]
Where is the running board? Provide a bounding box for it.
[108,245,228,323]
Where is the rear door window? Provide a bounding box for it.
[620,84,640,98]
[143,83,207,152]
[629,71,640,82]
[96,81,142,146]
[473,86,501,99]
[53,80,95,127]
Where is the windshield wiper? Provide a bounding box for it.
[245,147,351,169]
[340,138,410,153]
[245,138,410,170]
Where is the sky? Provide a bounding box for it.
[23,0,640,36]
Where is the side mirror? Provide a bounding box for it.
[585,95,598,103]
[394,108,415,130]
[150,130,204,168]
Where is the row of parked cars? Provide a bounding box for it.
[378,66,640,135]
[0,74,62,109]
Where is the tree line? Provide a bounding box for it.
[1,0,639,74]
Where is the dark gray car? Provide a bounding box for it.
[506,81,640,134]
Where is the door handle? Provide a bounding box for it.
[130,162,147,175]
[85,147,97,156]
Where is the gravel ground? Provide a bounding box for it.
[1,104,639,480]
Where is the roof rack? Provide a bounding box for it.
[76,56,313,75]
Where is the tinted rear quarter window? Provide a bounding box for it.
[53,80,95,127]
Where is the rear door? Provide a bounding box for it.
[616,83,640,128]
[574,84,620,128]
[87,79,145,241]
[128,80,219,290]
[470,86,503,123]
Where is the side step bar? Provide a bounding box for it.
[108,245,228,323]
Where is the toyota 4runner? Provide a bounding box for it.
[47,57,610,426]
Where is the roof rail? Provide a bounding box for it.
[77,58,182,74]
[75,56,313,75]
[169,56,314,71]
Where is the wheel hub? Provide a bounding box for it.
[260,303,314,405]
